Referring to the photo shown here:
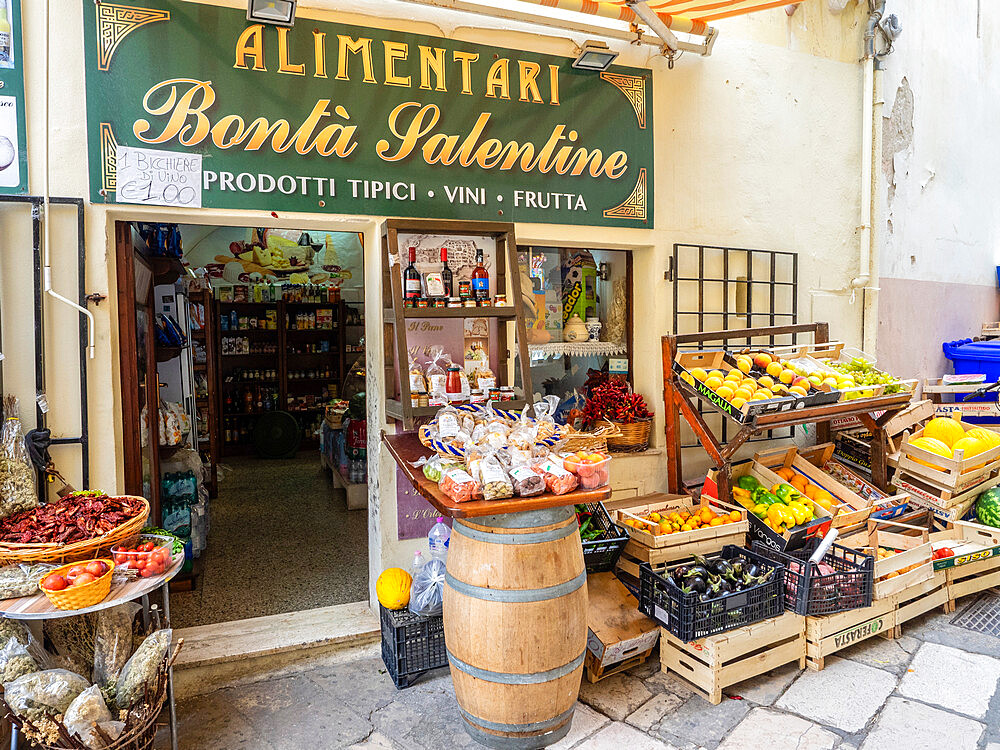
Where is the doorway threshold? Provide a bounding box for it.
[173,600,379,698]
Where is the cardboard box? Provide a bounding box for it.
[586,573,659,674]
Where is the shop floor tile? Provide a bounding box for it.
[951,590,1000,637]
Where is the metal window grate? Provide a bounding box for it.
[951,590,1000,637]
[671,243,799,447]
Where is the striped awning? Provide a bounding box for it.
[517,0,801,36]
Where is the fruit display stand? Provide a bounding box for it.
[896,423,1000,493]
[662,324,914,507]
[382,430,611,749]
[659,612,806,705]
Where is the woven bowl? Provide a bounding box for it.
[39,559,115,610]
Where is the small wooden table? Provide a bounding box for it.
[383,430,610,749]
[0,555,185,750]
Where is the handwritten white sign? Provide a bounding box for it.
[116,146,201,207]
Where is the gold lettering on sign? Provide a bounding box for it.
[336,36,376,83]
[277,28,305,75]
[234,25,266,71]
[453,51,479,95]
[134,78,215,145]
[485,59,510,100]
[518,61,542,103]
[313,31,328,78]
[383,41,411,87]
[418,46,447,92]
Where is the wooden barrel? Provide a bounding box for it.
[444,505,588,749]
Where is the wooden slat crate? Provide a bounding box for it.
[892,570,951,637]
[805,597,896,671]
[897,423,1000,493]
[585,646,654,683]
[896,473,998,525]
[659,613,805,705]
[947,553,1000,605]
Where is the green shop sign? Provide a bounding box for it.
[82,0,653,227]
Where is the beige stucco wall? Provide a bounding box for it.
[2,0,873,607]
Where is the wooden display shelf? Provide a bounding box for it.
[383,430,609,518]
[662,324,913,503]
[384,306,518,319]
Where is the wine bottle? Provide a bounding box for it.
[472,247,490,302]
[403,247,422,299]
[440,247,453,298]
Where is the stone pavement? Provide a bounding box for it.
[158,605,1000,750]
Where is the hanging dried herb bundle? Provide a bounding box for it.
[0,395,38,519]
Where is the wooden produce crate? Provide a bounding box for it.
[585,572,660,683]
[659,613,805,705]
[923,378,1000,419]
[805,597,896,671]
[892,570,951,637]
[895,473,997,525]
[828,399,934,440]
[862,523,934,601]
[896,422,1000,493]
[754,444,875,535]
[945,543,1000,605]
[724,460,834,552]
[929,520,1000,571]
[673,350,838,426]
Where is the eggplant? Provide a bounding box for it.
[710,558,733,577]
[684,565,709,580]
[717,579,733,595]
[745,562,761,579]
[672,565,689,582]
[730,560,745,578]
[687,576,707,594]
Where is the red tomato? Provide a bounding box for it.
[114,554,127,565]
[140,542,155,552]
[85,561,107,577]
[140,567,154,578]
[155,549,170,566]
[41,574,67,591]
[73,573,96,587]
[66,565,86,583]
[135,558,147,570]
[938,547,955,559]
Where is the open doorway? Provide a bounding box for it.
[114,220,369,629]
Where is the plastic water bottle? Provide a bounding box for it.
[428,517,450,559]
[411,550,424,575]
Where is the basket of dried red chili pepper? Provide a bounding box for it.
[583,380,653,453]
[0,492,149,565]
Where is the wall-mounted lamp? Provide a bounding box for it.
[247,0,296,26]
[572,41,619,72]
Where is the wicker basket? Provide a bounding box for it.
[39,560,115,610]
[0,497,149,566]
[2,641,182,750]
[606,419,651,453]
[561,420,622,454]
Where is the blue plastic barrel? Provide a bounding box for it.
[942,339,1000,423]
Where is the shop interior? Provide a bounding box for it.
[114,221,633,630]
[115,221,369,629]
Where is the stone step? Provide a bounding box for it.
[172,600,380,698]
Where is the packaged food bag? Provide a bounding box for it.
[64,684,124,749]
[533,457,579,495]
[439,467,480,503]
[0,637,38,684]
[4,669,90,722]
[92,602,141,686]
[408,347,427,394]
[509,453,546,497]
[115,629,172,709]
[475,452,513,501]
[0,396,38,519]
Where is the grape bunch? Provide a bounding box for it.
[824,359,901,394]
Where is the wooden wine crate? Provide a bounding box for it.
[892,570,951,637]
[659,613,805,705]
[805,597,896,671]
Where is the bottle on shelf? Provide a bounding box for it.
[472,247,490,302]
[411,550,424,576]
[440,247,453,298]
[403,246,422,300]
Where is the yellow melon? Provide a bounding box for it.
[908,437,953,469]
[376,568,413,610]
[922,417,966,448]
[967,428,1000,448]
[952,435,992,472]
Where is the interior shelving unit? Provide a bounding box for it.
[381,218,533,430]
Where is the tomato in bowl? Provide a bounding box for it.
[112,534,174,578]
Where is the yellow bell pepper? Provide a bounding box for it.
[787,501,810,526]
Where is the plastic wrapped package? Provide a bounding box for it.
[44,615,98,676]
[0,618,29,649]
[63,684,124,749]
[115,629,172,709]
[424,347,453,400]
[509,455,546,497]
[439,468,480,504]
[532,396,561,441]
[0,396,38,519]
[475,453,513,501]
[408,348,427,394]
[93,602,141,686]
[0,564,55,600]
[420,456,464,483]
[4,669,91,722]
[408,558,446,617]
[0,638,38,684]
[533,457,579,495]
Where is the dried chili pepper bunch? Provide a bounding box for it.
[582,379,652,426]
[0,492,146,544]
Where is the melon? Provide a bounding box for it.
[967,428,1000,448]
[975,487,1000,528]
[908,436,953,469]
[922,417,966,448]
[376,568,413,610]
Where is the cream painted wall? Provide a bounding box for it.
[3,0,873,606]
[876,0,1000,379]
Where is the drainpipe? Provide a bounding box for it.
[41,0,95,358]
[851,0,884,353]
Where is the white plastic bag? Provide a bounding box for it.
[0,637,38,684]
[408,558,446,617]
[64,684,124,749]
[4,668,90,722]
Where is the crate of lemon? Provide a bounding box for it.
[897,416,1000,492]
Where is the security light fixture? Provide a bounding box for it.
[247,0,296,26]
[572,41,618,72]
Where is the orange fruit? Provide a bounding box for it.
[716,385,736,401]
[690,368,708,382]
[729,510,741,522]
[790,475,809,492]
[802,484,818,500]
[680,523,692,532]
[777,467,795,481]
[705,376,724,391]
[709,517,724,527]
[733,387,754,401]
[731,397,748,409]
[725,370,743,382]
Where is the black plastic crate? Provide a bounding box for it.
[578,502,629,573]
[380,604,447,688]
[638,545,785,641]
[750,539,874,616]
